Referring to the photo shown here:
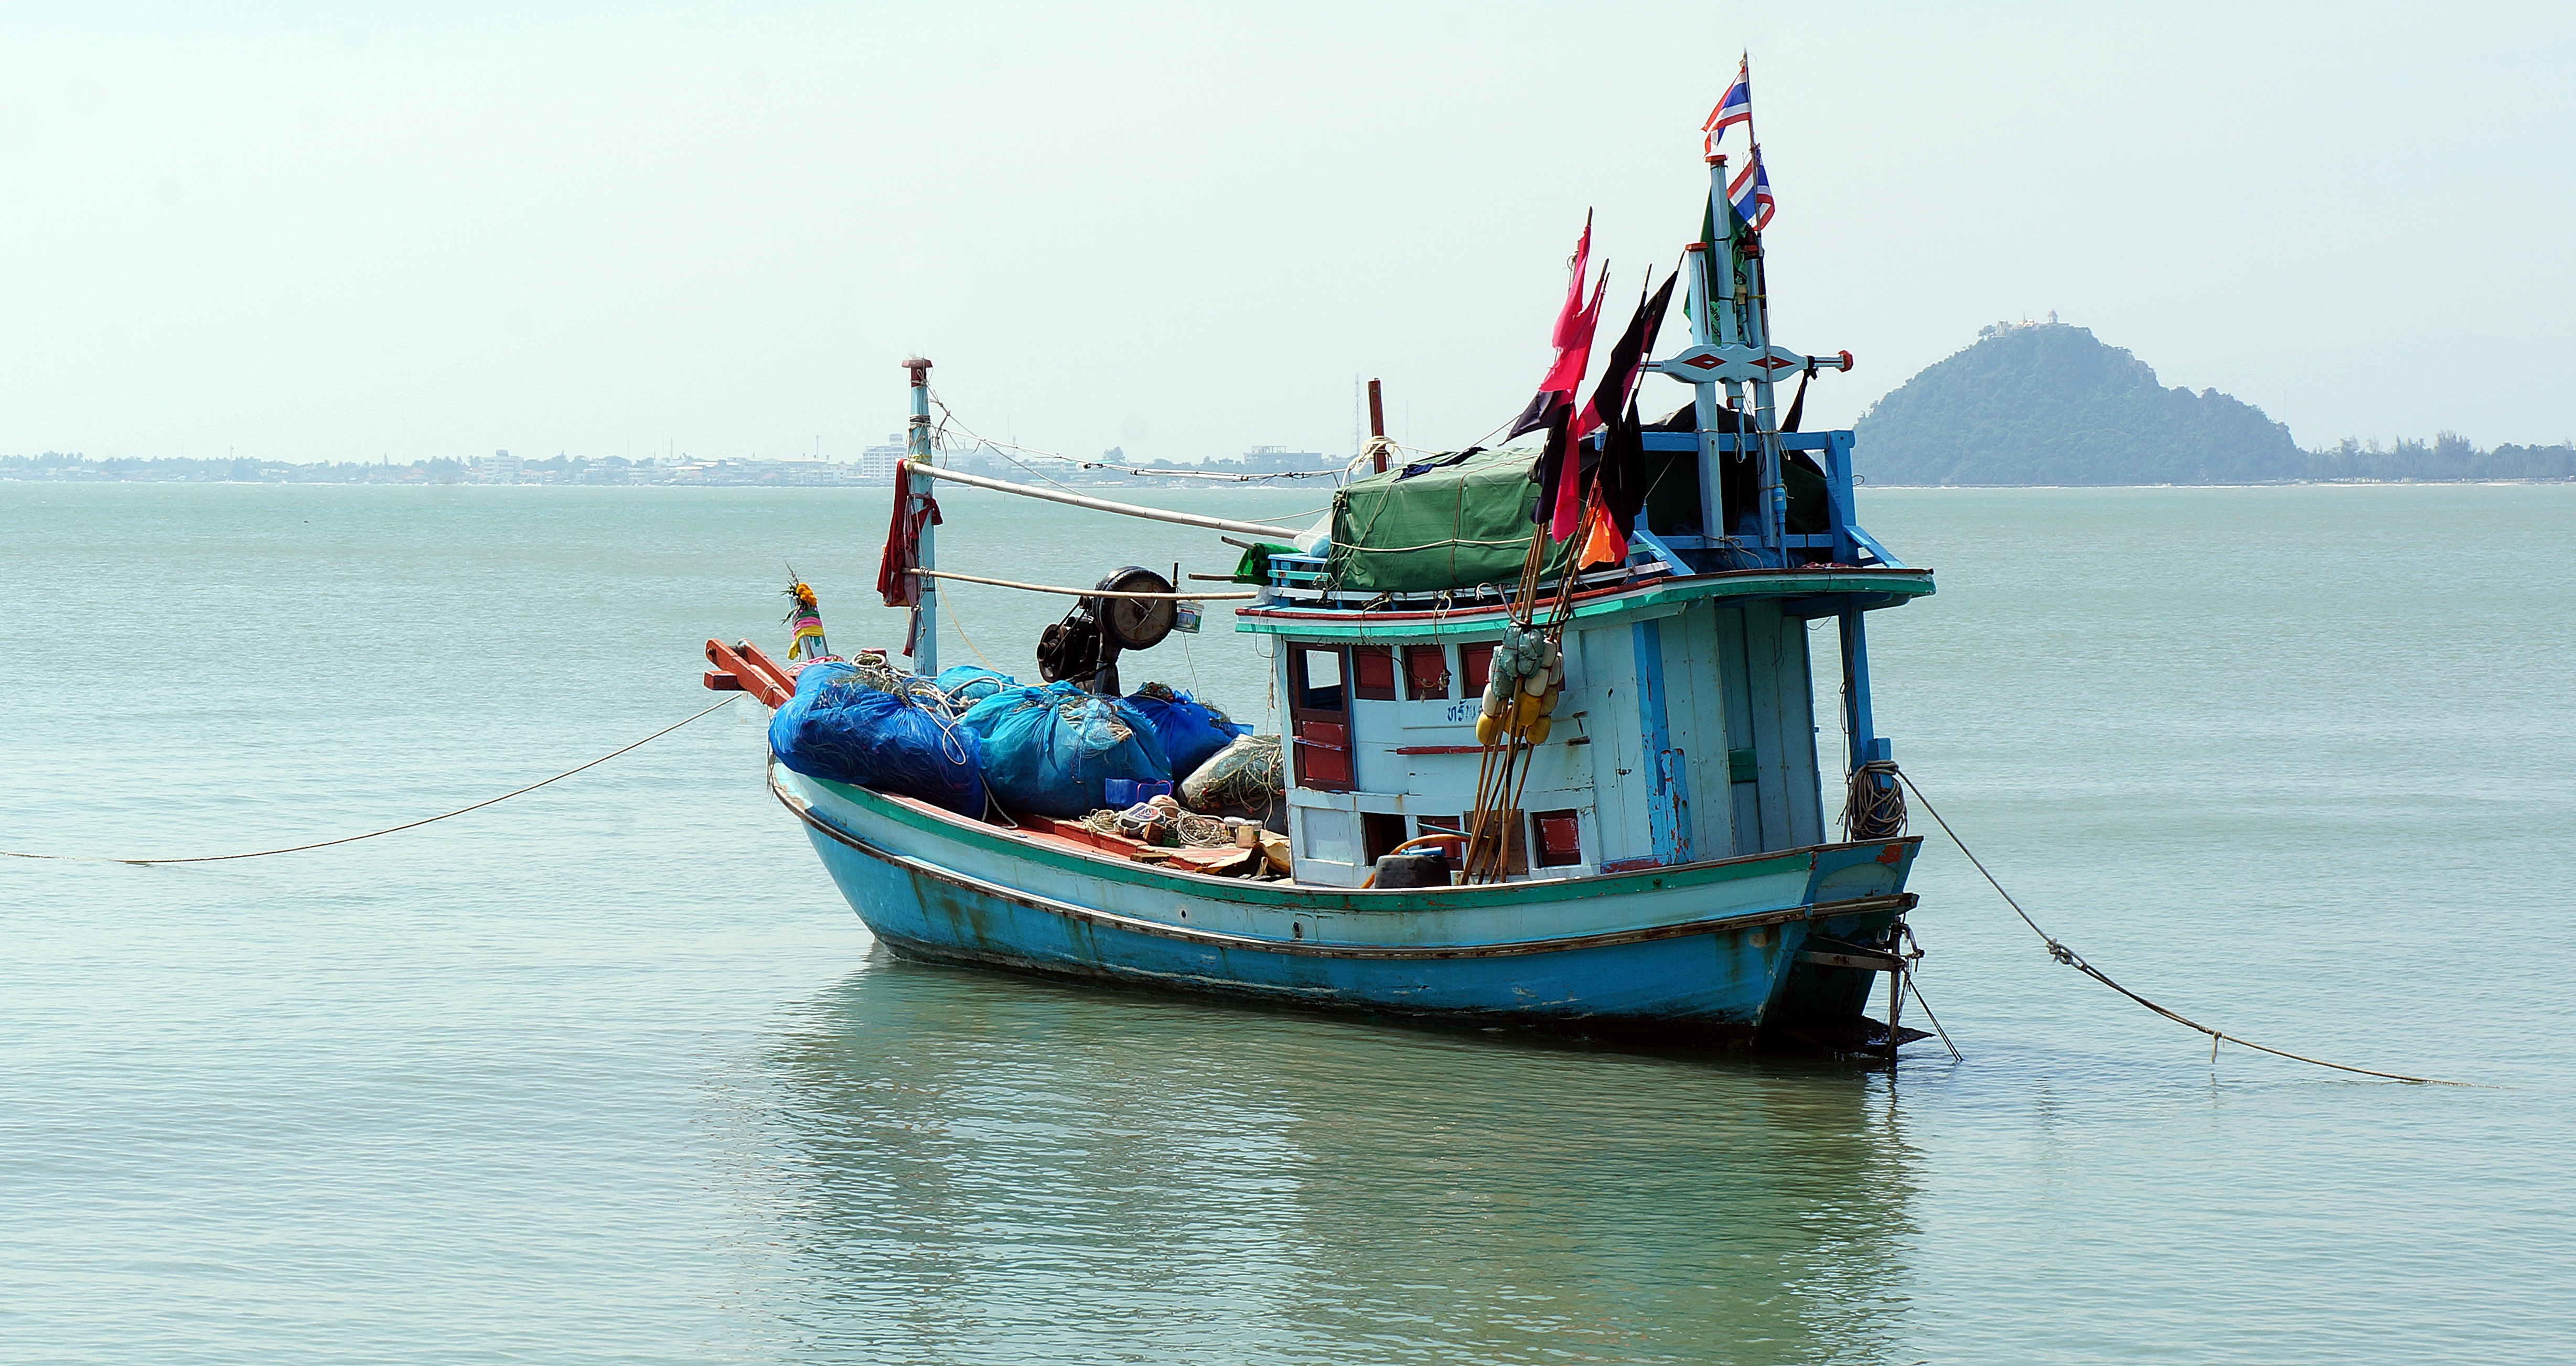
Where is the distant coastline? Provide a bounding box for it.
[0,448,1343,490]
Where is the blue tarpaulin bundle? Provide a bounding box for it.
[932,664,1016,710]
[770,661,987,817]
[958,681,1171,818]
[1123,684,1248,782]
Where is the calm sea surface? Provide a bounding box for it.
[4,481,2571,1364]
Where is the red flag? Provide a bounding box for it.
[875,475,941,610]
[1542,269,1608,397]
[1548,403,1586,543]
[1505,212,1608,443]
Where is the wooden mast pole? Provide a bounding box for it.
[904,357,938,676]
[1367,379,1388,474]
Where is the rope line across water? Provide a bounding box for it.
[1895,770,2485,1088]
[2,694,742,867]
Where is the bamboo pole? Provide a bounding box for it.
[908,567,1255,600]
[908,462,1308,541]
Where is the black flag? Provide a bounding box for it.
[1582,270,1678,438]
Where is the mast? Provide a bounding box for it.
[904,357,938,677]
[1688,159,1725,551]
[1733,66,1786,553]
[1367,379,1388,474]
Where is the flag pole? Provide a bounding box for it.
[1692,158,1728,550]
[1732,52,1785,554]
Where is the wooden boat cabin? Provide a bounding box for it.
[1241,427,1933,888]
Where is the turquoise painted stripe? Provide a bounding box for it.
[791,767,1834,914]
[1234,568,1935,641]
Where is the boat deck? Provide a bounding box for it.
[988,808,1266,876]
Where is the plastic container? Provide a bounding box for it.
[1103,778,1138,808]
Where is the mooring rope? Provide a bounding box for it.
[2,694,741,867]
[1894,770,2485,1087]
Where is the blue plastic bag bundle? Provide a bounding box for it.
[932,664,1016,711]
[957,681,1172,818]
[1123,682,1248,782]
[770,661,988,817]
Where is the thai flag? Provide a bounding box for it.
[1729,145,1776,231]
[1702,57,1752,157]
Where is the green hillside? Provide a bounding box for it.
[1853,322,2304,485]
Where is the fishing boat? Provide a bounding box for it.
[704,119,1938,1055]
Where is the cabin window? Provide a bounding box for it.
[1403,645,1452,700]
[1412,815,1467,860]
[1289,643,1353,791]
[1352,645,1399,701]
[1293,644,1345,712]
[1534,809,1584,867]
[1460,642,1496,697]
[1361,812,1408,865]
[1298,807,1357,865]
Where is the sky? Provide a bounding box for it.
[2,1,2569,466]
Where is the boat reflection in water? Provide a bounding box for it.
[739,952,1922,1364]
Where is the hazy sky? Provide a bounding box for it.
[4,2,2569,466]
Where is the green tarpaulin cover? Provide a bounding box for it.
[1325,448,1565,595]
[1228,541,1298,584]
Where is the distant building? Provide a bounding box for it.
[857,434,906,483]
[485,449,522,484]
[1235,445,1338,475]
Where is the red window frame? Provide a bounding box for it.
[1533,809,1584,867]
[1351,645,1399,702]
[1460,642,1497,697]
[1402,645,1451,700]
[1289,643,1354,792]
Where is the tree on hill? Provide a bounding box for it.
[1853,322,2305,485]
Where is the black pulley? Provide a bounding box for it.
[1090,566,1176,651]
[1036,608,1105,684]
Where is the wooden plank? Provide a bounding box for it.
[1711,606,1765,853]
[1577,626,1651,869]
[1668,604,1740,861]
[1632,619,1692,866]
[1738,600,1799,851]
[1770,603,1826,848]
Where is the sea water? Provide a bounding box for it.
[3,481,2570,1364]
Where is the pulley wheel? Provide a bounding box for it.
[1091,566,1176,652]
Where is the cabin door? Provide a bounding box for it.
[1713,600,1827,853]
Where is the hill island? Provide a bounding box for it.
[1855,320,2573,486]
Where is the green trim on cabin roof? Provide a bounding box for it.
[1228,568,1936,641]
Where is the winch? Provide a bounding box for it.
[1035,566,1176,694]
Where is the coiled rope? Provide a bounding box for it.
[1895,769,2484,1087]
[1843,759,1907,842]
[2,694,740,867]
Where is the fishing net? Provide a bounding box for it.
[818,654,957,714]
[1123,682,1248,782]
[769,661,986,816]
[932,664,1016,710]
[1179,733,1285,821]
[956,682,1171,818]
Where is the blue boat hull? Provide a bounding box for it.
[776,767,1918,1039]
